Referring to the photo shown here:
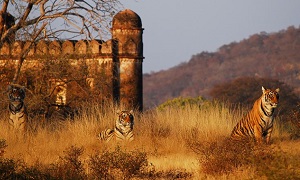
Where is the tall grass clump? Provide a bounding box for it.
[149,97,240,144]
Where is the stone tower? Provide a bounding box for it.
[112,9,144,111]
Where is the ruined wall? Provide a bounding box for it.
[0,9,144,111]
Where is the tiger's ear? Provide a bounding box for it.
[275,88,280,93]
[262,86,266,93]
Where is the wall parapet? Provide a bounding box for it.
[0,39,140,59]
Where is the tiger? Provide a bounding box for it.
[230,86,280,144]
[98,110,134,142]
[7,85,28,132]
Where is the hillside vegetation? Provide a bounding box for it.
[143,26,300,108]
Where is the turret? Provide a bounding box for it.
[112,9,144,111]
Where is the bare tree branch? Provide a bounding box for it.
[0,1,12,46]
[1,0,122,47]
[0,0,122,84]
[12,22,47,84]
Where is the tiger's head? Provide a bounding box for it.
[8,85,26,102]
[116,110,134,129]
[262,86,280,109]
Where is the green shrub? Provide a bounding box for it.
[157,96,208,111]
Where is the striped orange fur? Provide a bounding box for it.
[98,110,134,142]
[230,86,279,144]
[8,85,28,132]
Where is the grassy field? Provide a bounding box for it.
[0,101,300,179]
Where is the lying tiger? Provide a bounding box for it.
[98,110,134,142]
[230,86,279,144]
[7,85,28,132]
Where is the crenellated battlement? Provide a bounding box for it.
[0,38,142,59]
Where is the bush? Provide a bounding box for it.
[0,142,154,179]
[253,147,300,179]
[190,138,255,175]
[0,157,48,179]
[89,146,149,179]
[190,138,300,178]
[156,96,208,111]
[48,146,86,179]
[0,139,7,157]
[287,103,300,140]
[0,159,18,179]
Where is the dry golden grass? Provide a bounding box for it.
[0,101,300,179]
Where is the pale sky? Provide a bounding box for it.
[120,0,300,74]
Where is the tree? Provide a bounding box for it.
[0,0,122,83]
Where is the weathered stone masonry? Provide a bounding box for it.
[0,9,144,111]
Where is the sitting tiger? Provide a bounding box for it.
[98,110,134,142]
[8,85,28,132]
[230,86,279,144]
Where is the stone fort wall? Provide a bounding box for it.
[0,9,144,111]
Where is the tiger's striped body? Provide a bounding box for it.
[230,86,279,144]
[98,110,134,142]
[8,85,28,132]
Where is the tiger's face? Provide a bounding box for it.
[117,110,134,128]
[8,85,25,102]
[262,86,279,108]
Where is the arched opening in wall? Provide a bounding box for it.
[86,77,95,90]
